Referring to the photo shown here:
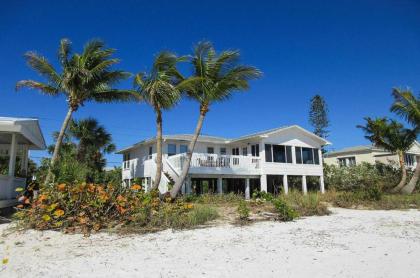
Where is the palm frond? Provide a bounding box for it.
[23,51,61,85]
[15,80,59,95]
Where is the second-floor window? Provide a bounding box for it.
[123,153,130,169]
[220,147,226,155]
[232,147,239,155]
[242,147,248,156]
[404,153,415,166]
[251,144,259,157]
[295,147,320,165]
[207,147,214,154]
[168,144,176,156]
[264,144,293,163]
[338,156,356,167]
[148,146,153,158]
[180,144,188,153]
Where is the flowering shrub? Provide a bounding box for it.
[14,183,216,234]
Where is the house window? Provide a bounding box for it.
[207,147,214,154]
[123,153,130,169]
[295,147,302,164]
[302,148,314,164]
[232,147,239,156]
[338,156,356,167]
[314,148,320,164]
[220,147,226,155]
[265,144,273,162]
[180,145,188,153]
[251,144,259,157]
[148,146,153,158]
[168,144,176,156]
[286,146,293,163]
[242,147,248,156]
[273,145,286,163]
[405,153,416,166]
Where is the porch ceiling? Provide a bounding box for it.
[0,133,32,145]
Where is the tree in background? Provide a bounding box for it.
[16,38,139,186]
[133,52,184,190]
[357,117,416,193]
[390,88,420,194]
[309,95,330,144]
[170,41,262,198]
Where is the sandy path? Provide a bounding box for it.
[0,208,419,278]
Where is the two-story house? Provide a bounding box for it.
[116,125,331,198]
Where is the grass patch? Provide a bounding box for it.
[281,191,331,217]
[321,189,420,210]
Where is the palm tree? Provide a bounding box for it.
[16,38,139,185]
[169,41,262,198]
[69,118,116,172]
[133,52,183,190]
[390,88,420,194]
[357,117,416,192]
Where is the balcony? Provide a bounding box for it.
[167,153,261,176]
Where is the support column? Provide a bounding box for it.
[186,176,192,194]
[302,175,307,195]
[8,133,17,177]
[245,178,250,199]
[320,175,325,194]
[217,177,223,194]
[260,174,267,192]
[283,175,289,195]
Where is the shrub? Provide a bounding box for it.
[237,200,250,221]
[14,182,218,234]
[272,198,298,221]
[324,162,400,192]
[282,191,330,216]
[252,190,274,201]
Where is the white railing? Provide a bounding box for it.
[167,153,261,171]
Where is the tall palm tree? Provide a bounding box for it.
[69,118,116,172]
[357,117,416,192]
[170,41,262,198]
[16,38,139,185]
[390,88,420,194]
[133,52,183,190]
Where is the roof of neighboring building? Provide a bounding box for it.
[0,117,46,150]
[324,145,391,157]
[116,125,331,154]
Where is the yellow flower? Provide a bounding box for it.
[54,209,65,217]
[2,258,8,265]
[38,194,48,202]
[15,187,24,192]
[130,184,142,190]
[42,214,51,221]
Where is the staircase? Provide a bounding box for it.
[164,171,176,185]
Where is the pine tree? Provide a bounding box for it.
[309,94,329,139]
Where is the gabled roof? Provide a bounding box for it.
[116,125,331,154]
[0,117,46,150]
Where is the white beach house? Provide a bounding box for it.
[117,125,330,198]
[0,117,46,208]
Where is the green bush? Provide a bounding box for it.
[282,191,330,216]
[272,198,298,221]
[237,200,250,221]
[252,190,274,201]
[324,162,400,192]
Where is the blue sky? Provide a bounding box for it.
[1,0,420,167]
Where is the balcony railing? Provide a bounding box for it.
[167,153,260,172]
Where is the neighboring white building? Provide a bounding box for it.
[116,125,331,198]
[0,117,46,208]
[323,142,420,169]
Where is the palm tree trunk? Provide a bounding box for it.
[400,155,420,194]
[170,105,208,198]
[391,151,407,193]
[152,109,163,190]
[44,106,74,186]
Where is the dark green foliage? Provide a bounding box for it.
[272,198,299,221]
[309,94,329,139]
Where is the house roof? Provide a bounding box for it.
[324,145,391,157]
[0,117,46,150]
[116,125,331,154]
